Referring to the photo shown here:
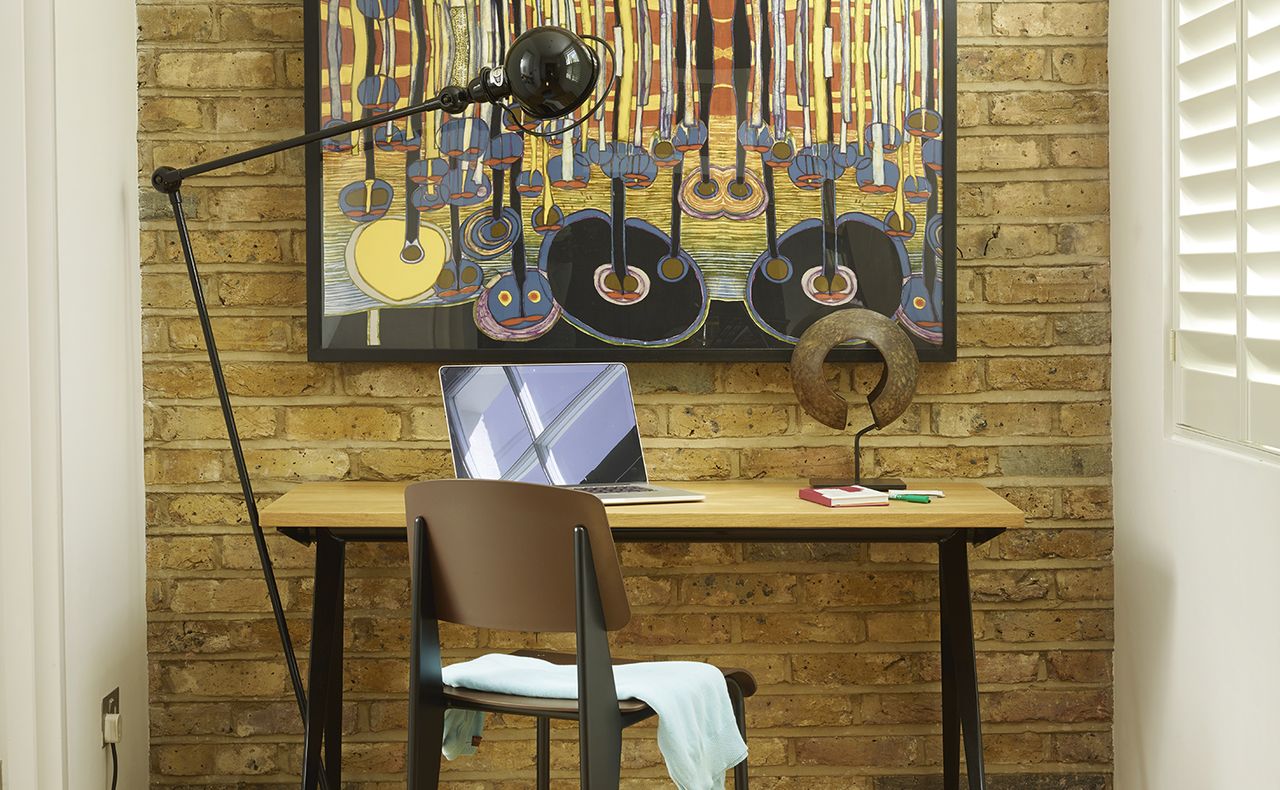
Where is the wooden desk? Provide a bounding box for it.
[262,480,1023,790]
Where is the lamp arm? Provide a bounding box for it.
[150,86,469,193]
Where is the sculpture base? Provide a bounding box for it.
[808,477,907,491]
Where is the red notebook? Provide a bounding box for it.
[798,485,891,508]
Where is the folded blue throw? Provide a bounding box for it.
[439,654,747,790]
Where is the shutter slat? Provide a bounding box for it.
[1182,251,1240,293]
[1179,1,1238,62]
[1178,208,1240,254]
[1246,206,1280,253]
[1246,251,1280,296]
[1246,160,1280,209]
[1180,42,1238,97]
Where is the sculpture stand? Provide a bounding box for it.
[809,424,907,490]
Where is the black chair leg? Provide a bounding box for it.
[536,717,551,790]
[726,678,750,790]
[407,702,444,790]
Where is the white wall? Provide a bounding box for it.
[1111,1,1280,788]
[0,0,147,787]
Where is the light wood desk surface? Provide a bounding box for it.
[261,479,1023,534]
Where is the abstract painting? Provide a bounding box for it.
[305,0,956,360]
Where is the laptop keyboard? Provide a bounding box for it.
[573,484,652,494]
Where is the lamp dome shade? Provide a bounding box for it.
[504,26,598,120]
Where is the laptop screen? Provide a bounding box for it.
[440,363,646,486]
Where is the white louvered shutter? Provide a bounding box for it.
[1174,0,1280,453]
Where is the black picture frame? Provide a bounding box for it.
[304,0,957,363]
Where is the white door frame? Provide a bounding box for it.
[1,0,146,787]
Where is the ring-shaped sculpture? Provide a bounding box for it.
[790,309,920,488]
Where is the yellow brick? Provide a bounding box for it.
[211,96,305,133]
[150,404,276,441]
[992,3,1109,38]
[960,181,1110,219]
[149,140,277,177]
[152,51,276,90]
[740,613,866,645]
[797,403,924,436]
[141,273,198,308]
[642,447,734,479]
[168,316,291,352]
[137,5,215,40]
[200,186,305,222]
[990,90,1108,126]
[987,355,1109,391]
[1058,221,1111,256]
[739,445,853,479]
[146,536,217,571]
[244,448,350,480]
[934,402,1056,437]
[343,363,441,397]
[958,223,1057,259]
[406,405,449,440]
[218,5,304,41]
[168,578,292,614]
[958,136,1045,171]
[958,46,1048,82]
[668,404,791,438]
[155,230,284,265]
[356,448,453,480]
[1052,46,1109,85]
[145,449,223,485]
[1061,401,1111,436]
[875,446,996,478]
[283,406,403,441]
[138,97,205,132]
[224,362,333,397]
[955,2,988,37]
[957,313,1053,347]
[1051,134,1110,168]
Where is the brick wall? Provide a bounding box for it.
[138,1,1112,786]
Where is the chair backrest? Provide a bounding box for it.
[404,479,631,633]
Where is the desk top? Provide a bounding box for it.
[261,480,1024,533]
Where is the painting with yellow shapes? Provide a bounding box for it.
[305,0,955,359]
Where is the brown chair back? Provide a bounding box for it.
[404,479,631,633]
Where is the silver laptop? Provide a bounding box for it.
[439,363,704,505]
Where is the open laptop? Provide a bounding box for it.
[439,363,704,505]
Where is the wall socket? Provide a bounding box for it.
[102,687,120,746]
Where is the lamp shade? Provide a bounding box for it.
[503,26,598,119]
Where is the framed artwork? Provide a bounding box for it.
[305,0,956,361]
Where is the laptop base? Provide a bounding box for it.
[568,484,705,506]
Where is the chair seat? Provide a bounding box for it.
[442,650,757,722]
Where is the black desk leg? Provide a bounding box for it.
[939,532,985,790]
[302,533,346,790]
[939,542,960,790]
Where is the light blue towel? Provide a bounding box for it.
[439,654,748,790]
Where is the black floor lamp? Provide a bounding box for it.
[149,26,611,787]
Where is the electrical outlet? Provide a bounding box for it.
[102,687,120,746]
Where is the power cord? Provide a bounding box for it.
[104,712,121,790]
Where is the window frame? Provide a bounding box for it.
[1169,0,1280,463]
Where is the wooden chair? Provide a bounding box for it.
[405,478,755,789]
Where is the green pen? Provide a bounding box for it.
[889,493,932,504]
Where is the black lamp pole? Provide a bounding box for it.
[149,26,604,789]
